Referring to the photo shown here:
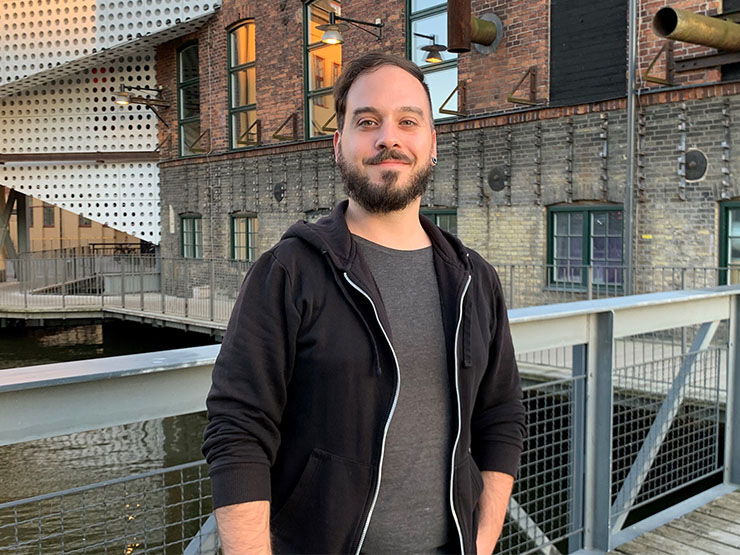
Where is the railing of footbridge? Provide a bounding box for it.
[1,289,739,553]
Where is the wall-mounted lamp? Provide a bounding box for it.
[114,85,171,126]
[414,33,447,64]
[318,12,383,45]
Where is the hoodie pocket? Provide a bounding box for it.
[271,448,373,554]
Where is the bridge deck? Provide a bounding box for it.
[610,489,740,554]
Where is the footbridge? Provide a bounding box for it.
[1,287,739,553]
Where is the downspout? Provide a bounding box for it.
[624,0,638,295]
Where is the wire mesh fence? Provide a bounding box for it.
[609,322,727,529]
[0,461,216,554]
[497,377,582,554]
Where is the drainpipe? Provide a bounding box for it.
[624,0,637,295]
[447,0,499,53]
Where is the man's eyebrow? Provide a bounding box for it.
[350,106,426,119]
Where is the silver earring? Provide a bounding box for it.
[432,156,438,166]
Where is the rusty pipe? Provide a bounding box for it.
[448,0,499,53]
[653,7,740,51]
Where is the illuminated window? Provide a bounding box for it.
[229,20,258,148]
[407,1,458,120]
[304,0,341,138]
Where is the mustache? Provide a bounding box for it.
[364,150,413,165]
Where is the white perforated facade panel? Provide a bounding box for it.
[1,0,217,84]
[0,1,218,245]
[1,56,161,242]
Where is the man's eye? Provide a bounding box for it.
[400,119,418,126]
[358,120,377,127]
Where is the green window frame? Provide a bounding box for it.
[547,205,624,289]
[421,208,457,235]
[406,0,459,121]
[181,214,203,259]
[178,43,205,157]
[228,20,259,149]
[719,201,740,284]
[230,214,258,262]
[304,0,341,139]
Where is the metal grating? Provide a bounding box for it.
[0,461,213,554]
[497,378,581,554]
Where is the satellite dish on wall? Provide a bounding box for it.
[488,166,507,191]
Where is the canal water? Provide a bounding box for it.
[0,321,216,504]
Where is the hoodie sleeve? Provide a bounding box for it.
[202,250,301,508]
[470,267,526,477]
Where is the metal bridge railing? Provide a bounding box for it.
[0,462,214,554]
[0,256,736,323]
[1,288,739,553]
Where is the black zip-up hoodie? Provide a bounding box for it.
[203,201,525,554]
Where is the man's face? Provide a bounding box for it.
[333,64,437,214]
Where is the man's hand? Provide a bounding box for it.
[475,471,514,555]
[215,500,271,555]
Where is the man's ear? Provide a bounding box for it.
[431,129,437,160]
[333,130,341,161]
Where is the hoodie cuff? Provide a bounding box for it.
[473,441,523,478]
[209,462,271,508]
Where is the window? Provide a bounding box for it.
[181,214,203,258]
[304,0,341,138]
[229,20,258,148]
[548,206,623,288]
[422,208,457,235]
[43,203,55,227]
[79,214,92,227]
[231,214,258,262]
[720,202,740,284]
[178,43,205,156]
[407,1,458,120]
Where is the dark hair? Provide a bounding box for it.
[333,52,433,131]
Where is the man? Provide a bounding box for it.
[202,52,525,554]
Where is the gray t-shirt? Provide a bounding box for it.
[354,235,453,554]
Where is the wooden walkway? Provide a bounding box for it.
[611,489,740,554]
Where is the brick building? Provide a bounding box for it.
[118,1,740,302]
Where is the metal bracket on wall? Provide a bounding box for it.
[272,113,298,141]
[320,112,337,133]
[643,41,674,86]
[186,128,211,155]
[507,66,538,106]
[155,132,172,153]
[238,119,262,147]
[439,81,466,116]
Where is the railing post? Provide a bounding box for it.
[139,255,145,311]
[23,258,28,309]
[61,258,66,308]
[583,310,614,551]
[727,293,740,485]
[161,259,166,314]
[121,261,126,308]
[569,343,587,553]
[210,259,215,322]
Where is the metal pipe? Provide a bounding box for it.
[447,0,498,52]
[653,7,740,51]
[624,0,638,296]
[447,0,471,53]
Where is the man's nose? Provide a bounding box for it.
[374,122,401,150]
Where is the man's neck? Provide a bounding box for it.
[345,198,431,250]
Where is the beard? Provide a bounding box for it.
[337,148,433,214]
